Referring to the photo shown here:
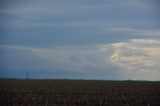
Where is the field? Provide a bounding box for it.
[0,79,160,106]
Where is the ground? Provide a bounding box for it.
[0,79,160,106]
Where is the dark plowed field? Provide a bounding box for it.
[0,80,160,106]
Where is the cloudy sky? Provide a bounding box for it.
[0,0,160,80]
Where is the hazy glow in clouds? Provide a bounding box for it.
[110,39,160,80]
[1,39,160,80]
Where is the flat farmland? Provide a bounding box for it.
[0,79,160,106]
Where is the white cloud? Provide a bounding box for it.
[110,39,160,80]
[4,20,108,28]
[110,28,160,37]
[0,44,114,73]
[1,38,160,80]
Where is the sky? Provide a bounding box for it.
[0,0,160,80]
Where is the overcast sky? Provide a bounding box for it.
[0,0,160,80]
